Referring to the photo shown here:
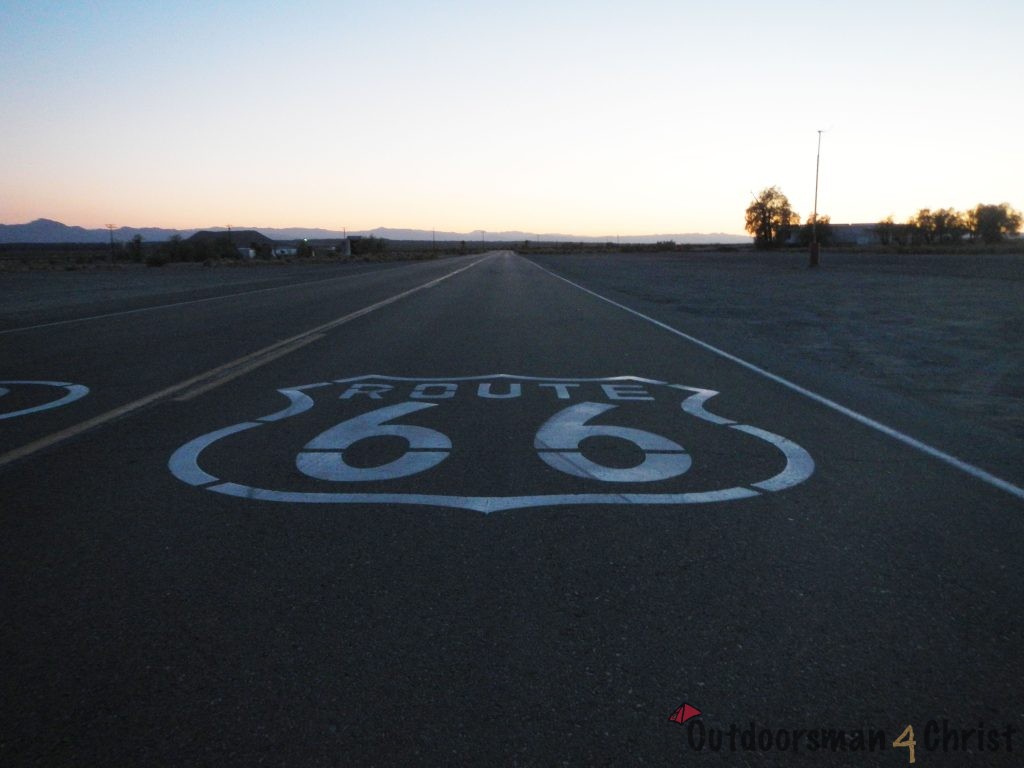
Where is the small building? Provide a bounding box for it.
[783,222,885,247]
[830,224,880,246]
[187,229,273,258]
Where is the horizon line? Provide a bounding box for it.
[0,217,753,242]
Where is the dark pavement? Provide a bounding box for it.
[2,252,1021,766]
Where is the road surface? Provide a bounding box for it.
[2,252,1021,766]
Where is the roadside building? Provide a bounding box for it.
[829,224,880,246]
[187,229,274,259]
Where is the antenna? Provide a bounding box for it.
[810,130,824,268]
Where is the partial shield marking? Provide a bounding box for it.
[0,381,89,420]
[204,482,761,513]
[673,386,737,426]
[258,388,318,423]
[169,422,262,486]
[732,424,816,492]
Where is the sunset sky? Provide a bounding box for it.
[2,0,1021,236]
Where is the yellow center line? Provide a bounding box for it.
[0,256,490,470]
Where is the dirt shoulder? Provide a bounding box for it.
[528,249,1024,481]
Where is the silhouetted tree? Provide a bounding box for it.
[190,239,210,261]
[160,234,184,262]
[968,203,1023,244]
[221,239,240,259]
[799,214,832,246]
[350,236,387,256]
[745,186,799,248]
[932,208,967,242]
[875,215,896,245]
[908,209,937,243]
[127,234,144,262]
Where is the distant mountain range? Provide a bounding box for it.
[0,218,751,245]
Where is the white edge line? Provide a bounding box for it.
[525,257,1024,502]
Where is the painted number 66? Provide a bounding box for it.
[296,401,690,484]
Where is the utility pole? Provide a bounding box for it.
[810,130,823,268]
[106,224,115,261]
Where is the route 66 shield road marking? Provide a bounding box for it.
[169,375,814,513]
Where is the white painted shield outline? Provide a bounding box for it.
[168,375,814,513]
[0,380,90,420]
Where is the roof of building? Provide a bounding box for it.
[187,230,274,245]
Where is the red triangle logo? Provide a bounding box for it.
[668,703,701,724]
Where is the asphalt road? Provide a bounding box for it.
[2,252,1022,766]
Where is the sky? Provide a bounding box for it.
[1,0,1021,237]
